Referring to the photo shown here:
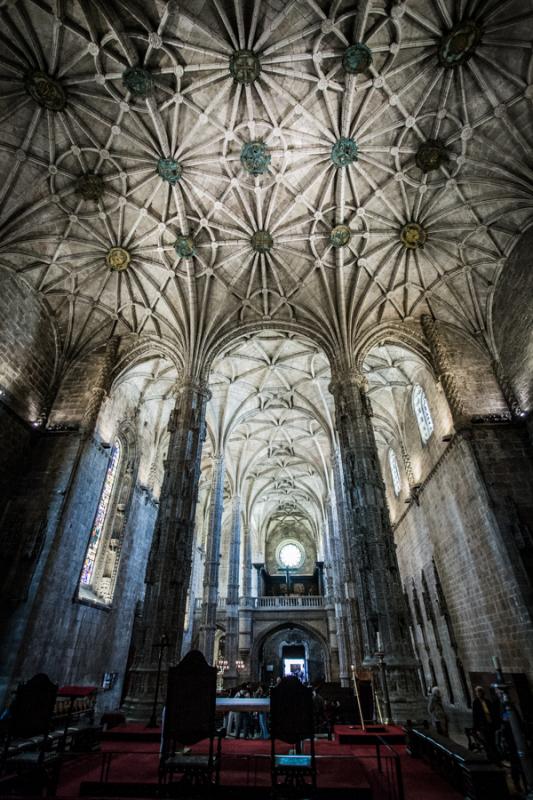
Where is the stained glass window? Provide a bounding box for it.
[388,449,402,496]
[413,384,434,443]
[80,440,121,587]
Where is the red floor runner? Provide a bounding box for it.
[56,732,462,799]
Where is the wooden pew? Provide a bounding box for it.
[405,726,510,800]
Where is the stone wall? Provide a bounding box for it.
[1,429,158,712]
[0,402,34,517]
[0,272,57,421]
[48,349,106,429]
[394,430,533,723]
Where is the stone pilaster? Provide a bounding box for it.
[331,452,364,669]
[123,378,209,720]
[323,506,349,686]
[81,336,120,435]
[238,526,253,663]
[198,455,225,663]
[421,315,468,429]
[224,494,241,685]
[330,367,423,721]
[491,356,523,418]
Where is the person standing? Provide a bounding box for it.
[255,684,269,739]
[428,686,449,737]
[235,683,251,739]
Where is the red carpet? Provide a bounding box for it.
[54,724,462,799]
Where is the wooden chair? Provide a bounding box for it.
[159,650,225,795]
[1,673,60,795]
[270,677,317,797]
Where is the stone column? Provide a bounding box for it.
[421,315,468,429]
[323,510,349,686]
[198,455,225,663]
[224,494,241,685]
[238,526,253,666]
[330,368,423,720]
[325,495,351,686]
[123,378,209,720]
[331,451,363,669]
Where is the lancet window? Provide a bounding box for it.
[412,384,434,444]
[78,434,133,605]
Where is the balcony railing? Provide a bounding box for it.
[254,596,324,609]
[194,596,325,611]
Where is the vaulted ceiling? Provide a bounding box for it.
[1,0,531,370]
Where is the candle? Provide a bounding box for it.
[492,656,502,672]
[376,631,382,651]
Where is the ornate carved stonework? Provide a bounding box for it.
[416,139,449,173]
[24,70,66,111]
[122,66,154,97]
[174,235,195,258]
[331,137,358,167]
[240,141,271,175]
[343,43,373,74]
[438,21,482,68]
[251,229,273,253]
[76,174,105,201]
[106,246,131,271]
[229,50,260,84]
[157,158,182,185]
[330,224,351,248]
[400,222,427,250]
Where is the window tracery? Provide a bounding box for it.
[78,433,134,605]
[412,384,434,444]
[388,449,402,496]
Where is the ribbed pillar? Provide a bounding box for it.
[198,455,225,663]
[238,526,253,663]
[224,494,241,685]
[330,368,423,720]
[323,505,349,686]
[123,379,209,720]
[331,450,363,669]
[421,315,469,429]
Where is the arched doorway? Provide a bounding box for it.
[254,623,329,685]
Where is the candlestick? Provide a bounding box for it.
[376,630,382,651]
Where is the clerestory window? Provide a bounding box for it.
[78,439,125,605]
[388,448,402,496]
[412,384,434,444]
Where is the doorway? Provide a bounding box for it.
[282,644,306,679]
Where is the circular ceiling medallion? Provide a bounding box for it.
[76,174,105,201]
[157,157,182,185]
[330,224,351,248]
[240,141,271,175]
[400,222,427,250]
[106,246,131,271]
[251,229,273,253]
[24,70,66,111]
[122,66,154,97]
[277,540,304,569]
[343,43,373,75]
[416,139,449,173]
[174,235,196,258]
[331,137,358,168]
[438,21,482,68]
[229,50,261,85]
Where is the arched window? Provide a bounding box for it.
[388,449,402,496]
[79,438,127,605]
[412,384,434,443]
